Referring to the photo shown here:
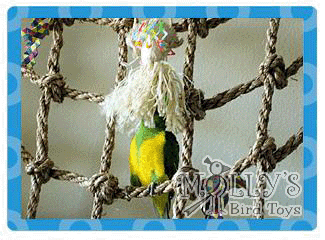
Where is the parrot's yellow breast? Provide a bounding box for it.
[129,131,168,186]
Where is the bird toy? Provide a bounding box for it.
[104,18,185,134]
[103,18,185,218]
[21,18,50,70]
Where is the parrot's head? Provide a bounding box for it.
[153,111,166,130]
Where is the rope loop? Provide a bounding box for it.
[259,137,277,172]
[88,173,119,205]
[260,54,287,90]
[37,73,67,103]
[25,159,54,184]
[270,55,287,89]
[259,53,277,74]
[186,87,206,120]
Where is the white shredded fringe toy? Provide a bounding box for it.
[103,18,187,134]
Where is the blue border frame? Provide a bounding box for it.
[7,6,317,230]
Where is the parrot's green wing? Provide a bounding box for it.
[163,131,179,179]
[129,115,180,218]
[155,130,179,218]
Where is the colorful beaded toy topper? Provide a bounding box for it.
[127,18,183,61]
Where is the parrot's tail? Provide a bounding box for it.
[152,192,173,218]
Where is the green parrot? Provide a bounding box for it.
[129,112,179,218]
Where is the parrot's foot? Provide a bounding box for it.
[148,182,158,196]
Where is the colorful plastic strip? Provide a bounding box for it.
[21,18,49,69]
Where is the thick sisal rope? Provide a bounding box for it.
[21,125,303,201]
[252,18,281,219]
[173,18,198,219]
[91,26,129,219]
[21,18,304,219]
[26,19,65,218]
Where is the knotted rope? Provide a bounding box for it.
[26,19,64,219]
[36,73,66,103]
[22,18,304,219]
[186,88,206,120]
[89,173,119,217]
[21,131,302,201]
[172,18,198,219]
[252,18,280,219]
[91,25,130,219]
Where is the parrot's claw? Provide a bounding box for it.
[148,182,158,196]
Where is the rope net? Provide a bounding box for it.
[21,18,303,219]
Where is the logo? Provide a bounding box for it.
[203,156,231,176]
[178,155,302,219]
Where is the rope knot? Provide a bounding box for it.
[260,54,287,89]
[25,159,54,184]
[270,55,287,89]
[186,88,206,120]
[39,73,66,103]
[196,18,209,38]
[88,173,119,205]
[260,137,277,172]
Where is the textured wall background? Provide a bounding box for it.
[21,18,303,218]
